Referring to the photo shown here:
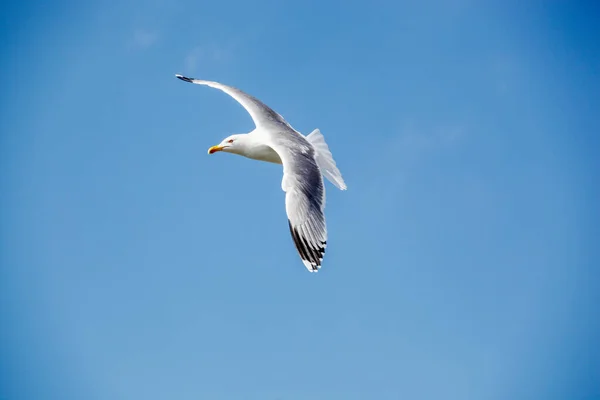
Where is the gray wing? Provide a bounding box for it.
[279,145,328,272]
[175,75,291,129]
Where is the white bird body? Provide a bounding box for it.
[176,74,347,272]
[223,130,283,164]
[244,141,282,164]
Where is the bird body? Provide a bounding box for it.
[216,132,283,164]
[176,74,346,272]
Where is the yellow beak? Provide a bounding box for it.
[208,145,224,154]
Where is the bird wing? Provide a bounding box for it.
[175,74,291,129]
[280,148,328,272]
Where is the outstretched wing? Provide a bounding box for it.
[175,74,290,129]
[280,148,328,272]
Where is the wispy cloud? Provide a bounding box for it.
[393,122,467,159]
[129,29,159,50]
[360,122,468,201]
[182,42,235,74]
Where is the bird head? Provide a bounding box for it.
[207,134,247,155]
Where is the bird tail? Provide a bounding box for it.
[306,129,347,190]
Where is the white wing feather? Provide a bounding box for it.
[175,75,290,129]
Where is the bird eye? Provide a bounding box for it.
[227,139,234,143]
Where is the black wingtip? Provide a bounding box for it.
[287,219,326,271]
[175,74,194,83]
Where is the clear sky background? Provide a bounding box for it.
[1,1,598,399]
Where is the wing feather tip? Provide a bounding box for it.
[175,74,194,83]
[302,260,321,272]
[290,222,326,272]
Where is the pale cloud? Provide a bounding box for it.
[394,122,467,158]
[129,29,159,49]
[183,42,235,74]
[359,121,468,202]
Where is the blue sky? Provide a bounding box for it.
[1,1,598,399]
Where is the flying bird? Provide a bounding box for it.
[175,74,347,272]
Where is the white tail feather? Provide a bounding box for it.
[306,129,347,190]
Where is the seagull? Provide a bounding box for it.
[176,74,347,272]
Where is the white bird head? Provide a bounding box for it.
[207,134,248,156]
